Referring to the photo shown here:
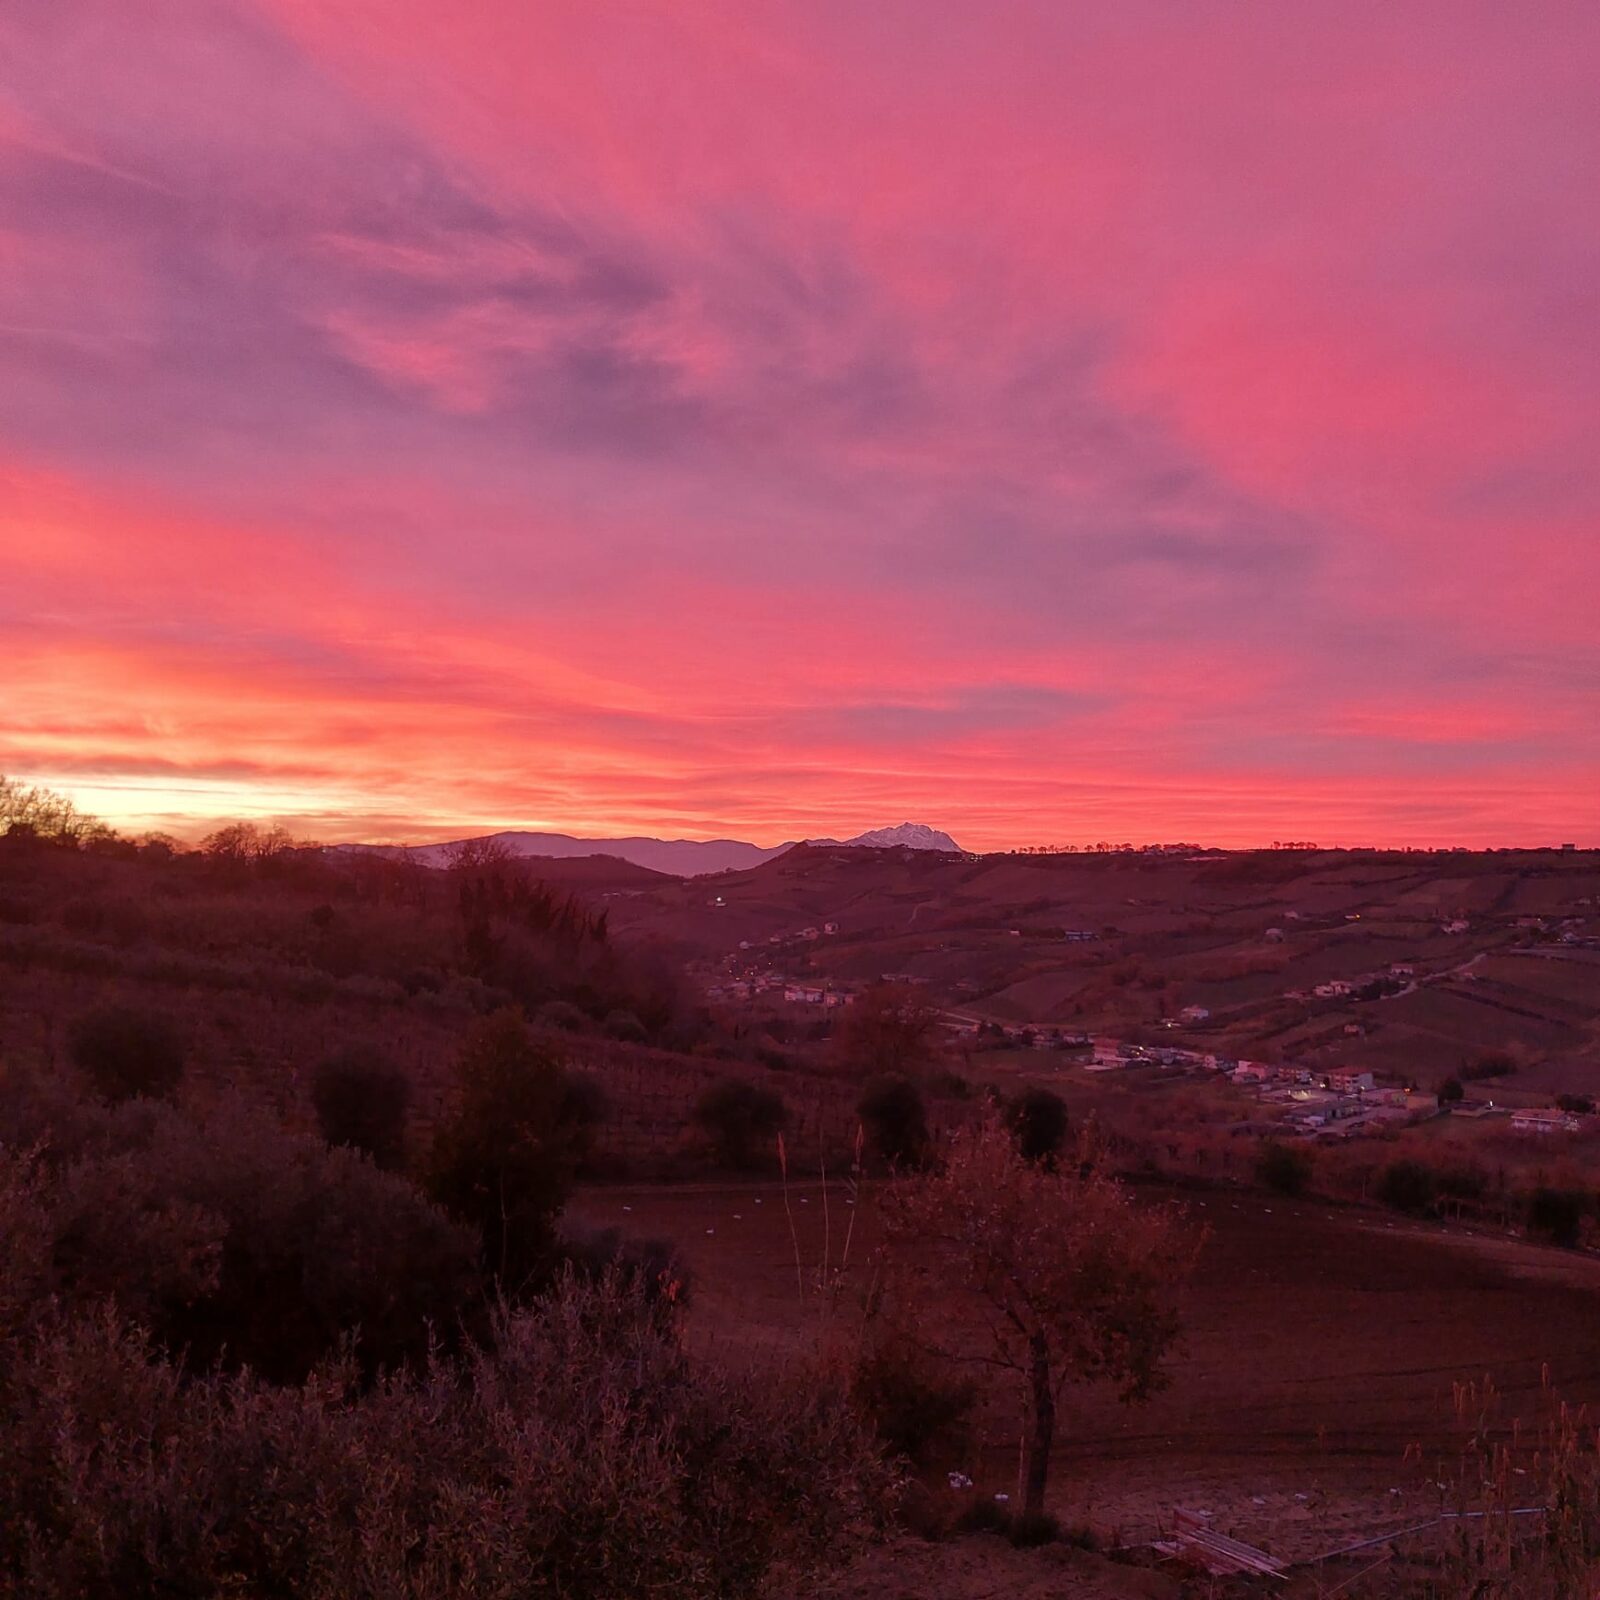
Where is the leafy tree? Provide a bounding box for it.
[879,1117,1194,1518]
[1528,1187,1588,1248]
[1378,1159,1437,1215]
[310,1044,411,1169]
[1255,1140,1312,1197]
[1437,1076,1465,1106]
[692,1079,787,1169]
[834,983,939,1077]
[69,1005,186,1104]
[427,1010,592,1289]
[857,1075,929,1169]
[1005,1087,1070,1167]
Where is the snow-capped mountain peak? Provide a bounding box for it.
[816,822,962,852]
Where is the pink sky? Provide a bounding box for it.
[2,1,1597,849]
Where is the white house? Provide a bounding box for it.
[1180,1005,1211,1023]
[1511,1108,1579,1135]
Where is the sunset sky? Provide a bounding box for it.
[3,1,1597,850]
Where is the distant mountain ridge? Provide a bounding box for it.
[809,822,962,853]
[339,821,962,877]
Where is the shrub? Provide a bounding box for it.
[604,1007,648,1043]
[0,1271,893,1599]
[857,1074,929,1169]
[1528,1187,1588,1248]
[1556,1093,1595,1115]
[68,1003,186,1103]
[691,1078,787,1169]
[1004,1087,1069,1167]
[1255,1139,1312,1197]
[311,1044,411,1169]
[536,999,588,1032]
[1378,1159,1437,1216]
[555,1221,690,1311]
[1436,1075,1465,1105]
[850,1326,976,1468]
[2,1094,479,1383]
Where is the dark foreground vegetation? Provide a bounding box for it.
[0,1053,895,1598]
[5,784,1600,1596]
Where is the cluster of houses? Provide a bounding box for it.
[703,973,852,1008]
[1509,1107,1585,1135]
[737,921,840,951]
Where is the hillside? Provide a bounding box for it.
[605,845,1600,1091]
[0,835,862,1169]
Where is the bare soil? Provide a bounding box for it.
[570,1177,1600,1574]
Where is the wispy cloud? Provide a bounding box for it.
[1,0,1596,845]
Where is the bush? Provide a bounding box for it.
[0,1271,894,1599]
[1437,1075,1465,1106]
[604,1008,648,1043]
[536,999,588,1032]
[556,1220,690,1311]
[857,1075,929,1169]
[691,1078,787,1169]
[1255,1140,1312,1197]
[68,1004,186,1103]
[850,1328,976,1469]
[1528,1187,1588,1248]
[1005,1087,1069,1167]
[1378,1159,1437,1216]
[1,1093,479,1383]
[1556,1093,1595,1115]
[311,1044,411,1169]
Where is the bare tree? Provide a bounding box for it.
[0,775,111,845]
[878,1116,1197,1519]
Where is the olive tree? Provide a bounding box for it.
[879,1116,1195,1519]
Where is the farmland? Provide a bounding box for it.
[9,831,1600,1591]
[607,844,1600,1095]
[571,1174,1600,1574]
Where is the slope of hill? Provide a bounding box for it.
[604,845,1600,1090]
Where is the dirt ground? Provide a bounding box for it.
[569,1177,1600,1579]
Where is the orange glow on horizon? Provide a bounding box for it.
[2,3,1597,850]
